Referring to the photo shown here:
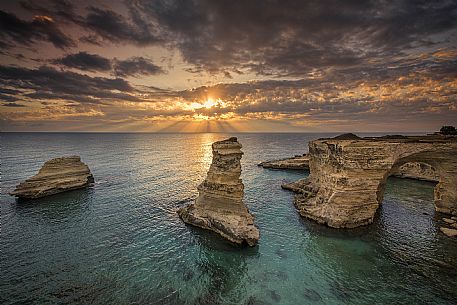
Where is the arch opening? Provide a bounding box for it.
[376,152,448,217]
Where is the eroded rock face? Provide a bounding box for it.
[178,137,259,246]
[10,156,94,199]
[286,135,457,228]
[391,162,439,182]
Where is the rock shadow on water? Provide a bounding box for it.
[299,214,376,239]
[12,188,95,220]
[186,224,260,254]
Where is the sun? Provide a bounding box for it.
[202,98,216,109]
[189,97,218,110]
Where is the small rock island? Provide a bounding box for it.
[10,156,94,199]
[178,137,260,246]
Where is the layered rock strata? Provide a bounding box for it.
[258,154,309,170]
[284,134,457,228]
[178,137,259,246]
[10,156,94,199]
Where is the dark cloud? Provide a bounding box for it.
[52,52,164,77]
[131,0,457,75]
[79,6,161,46]
[20,0,78,22]
[0,65,138,104]
[113,57,164,77]
[0,10,74,49]
[2,102,26,107]
[19,0,161,47]
[53,51,112,72]
[13,1,457,77]
[0,93,19,102]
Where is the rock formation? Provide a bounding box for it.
[260,156,438,182]
[258,154,309,170]
[440,217,457,237]
[10,156,94,199]
[178,137,259,246]
[284,134,457,228]
[390,162,439,182]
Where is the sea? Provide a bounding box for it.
[1,132,456,305]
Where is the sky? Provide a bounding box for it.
[0,0,456,132]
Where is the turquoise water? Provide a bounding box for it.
[1,133,456,305]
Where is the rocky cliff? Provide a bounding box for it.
[284,135,457,228]
[178,137,259,246]
[10,156,94,199]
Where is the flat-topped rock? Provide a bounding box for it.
[286,134,457,228]
[178,137,259,246]
[10,156,94,199]
[258,154,309,170]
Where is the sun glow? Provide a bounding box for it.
[190,97,220,110]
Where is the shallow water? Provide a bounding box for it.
[1,133,456,305]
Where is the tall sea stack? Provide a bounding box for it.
[178,137,260,246]
[10,156,94,199]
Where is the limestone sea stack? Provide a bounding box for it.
[10,156,94,199]
[178,137,260,246]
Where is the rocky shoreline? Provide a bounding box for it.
[10,156,94,199]
[440,217,457,237]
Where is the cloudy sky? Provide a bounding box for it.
[1,0,456,132]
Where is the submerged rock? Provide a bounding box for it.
[10,156,94,199]
[178,137,259,246]
[440,227,457,237]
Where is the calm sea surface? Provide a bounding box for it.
[1,133,456,305]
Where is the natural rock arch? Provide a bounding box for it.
[290,135,457,228]
[377,156,440,210]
